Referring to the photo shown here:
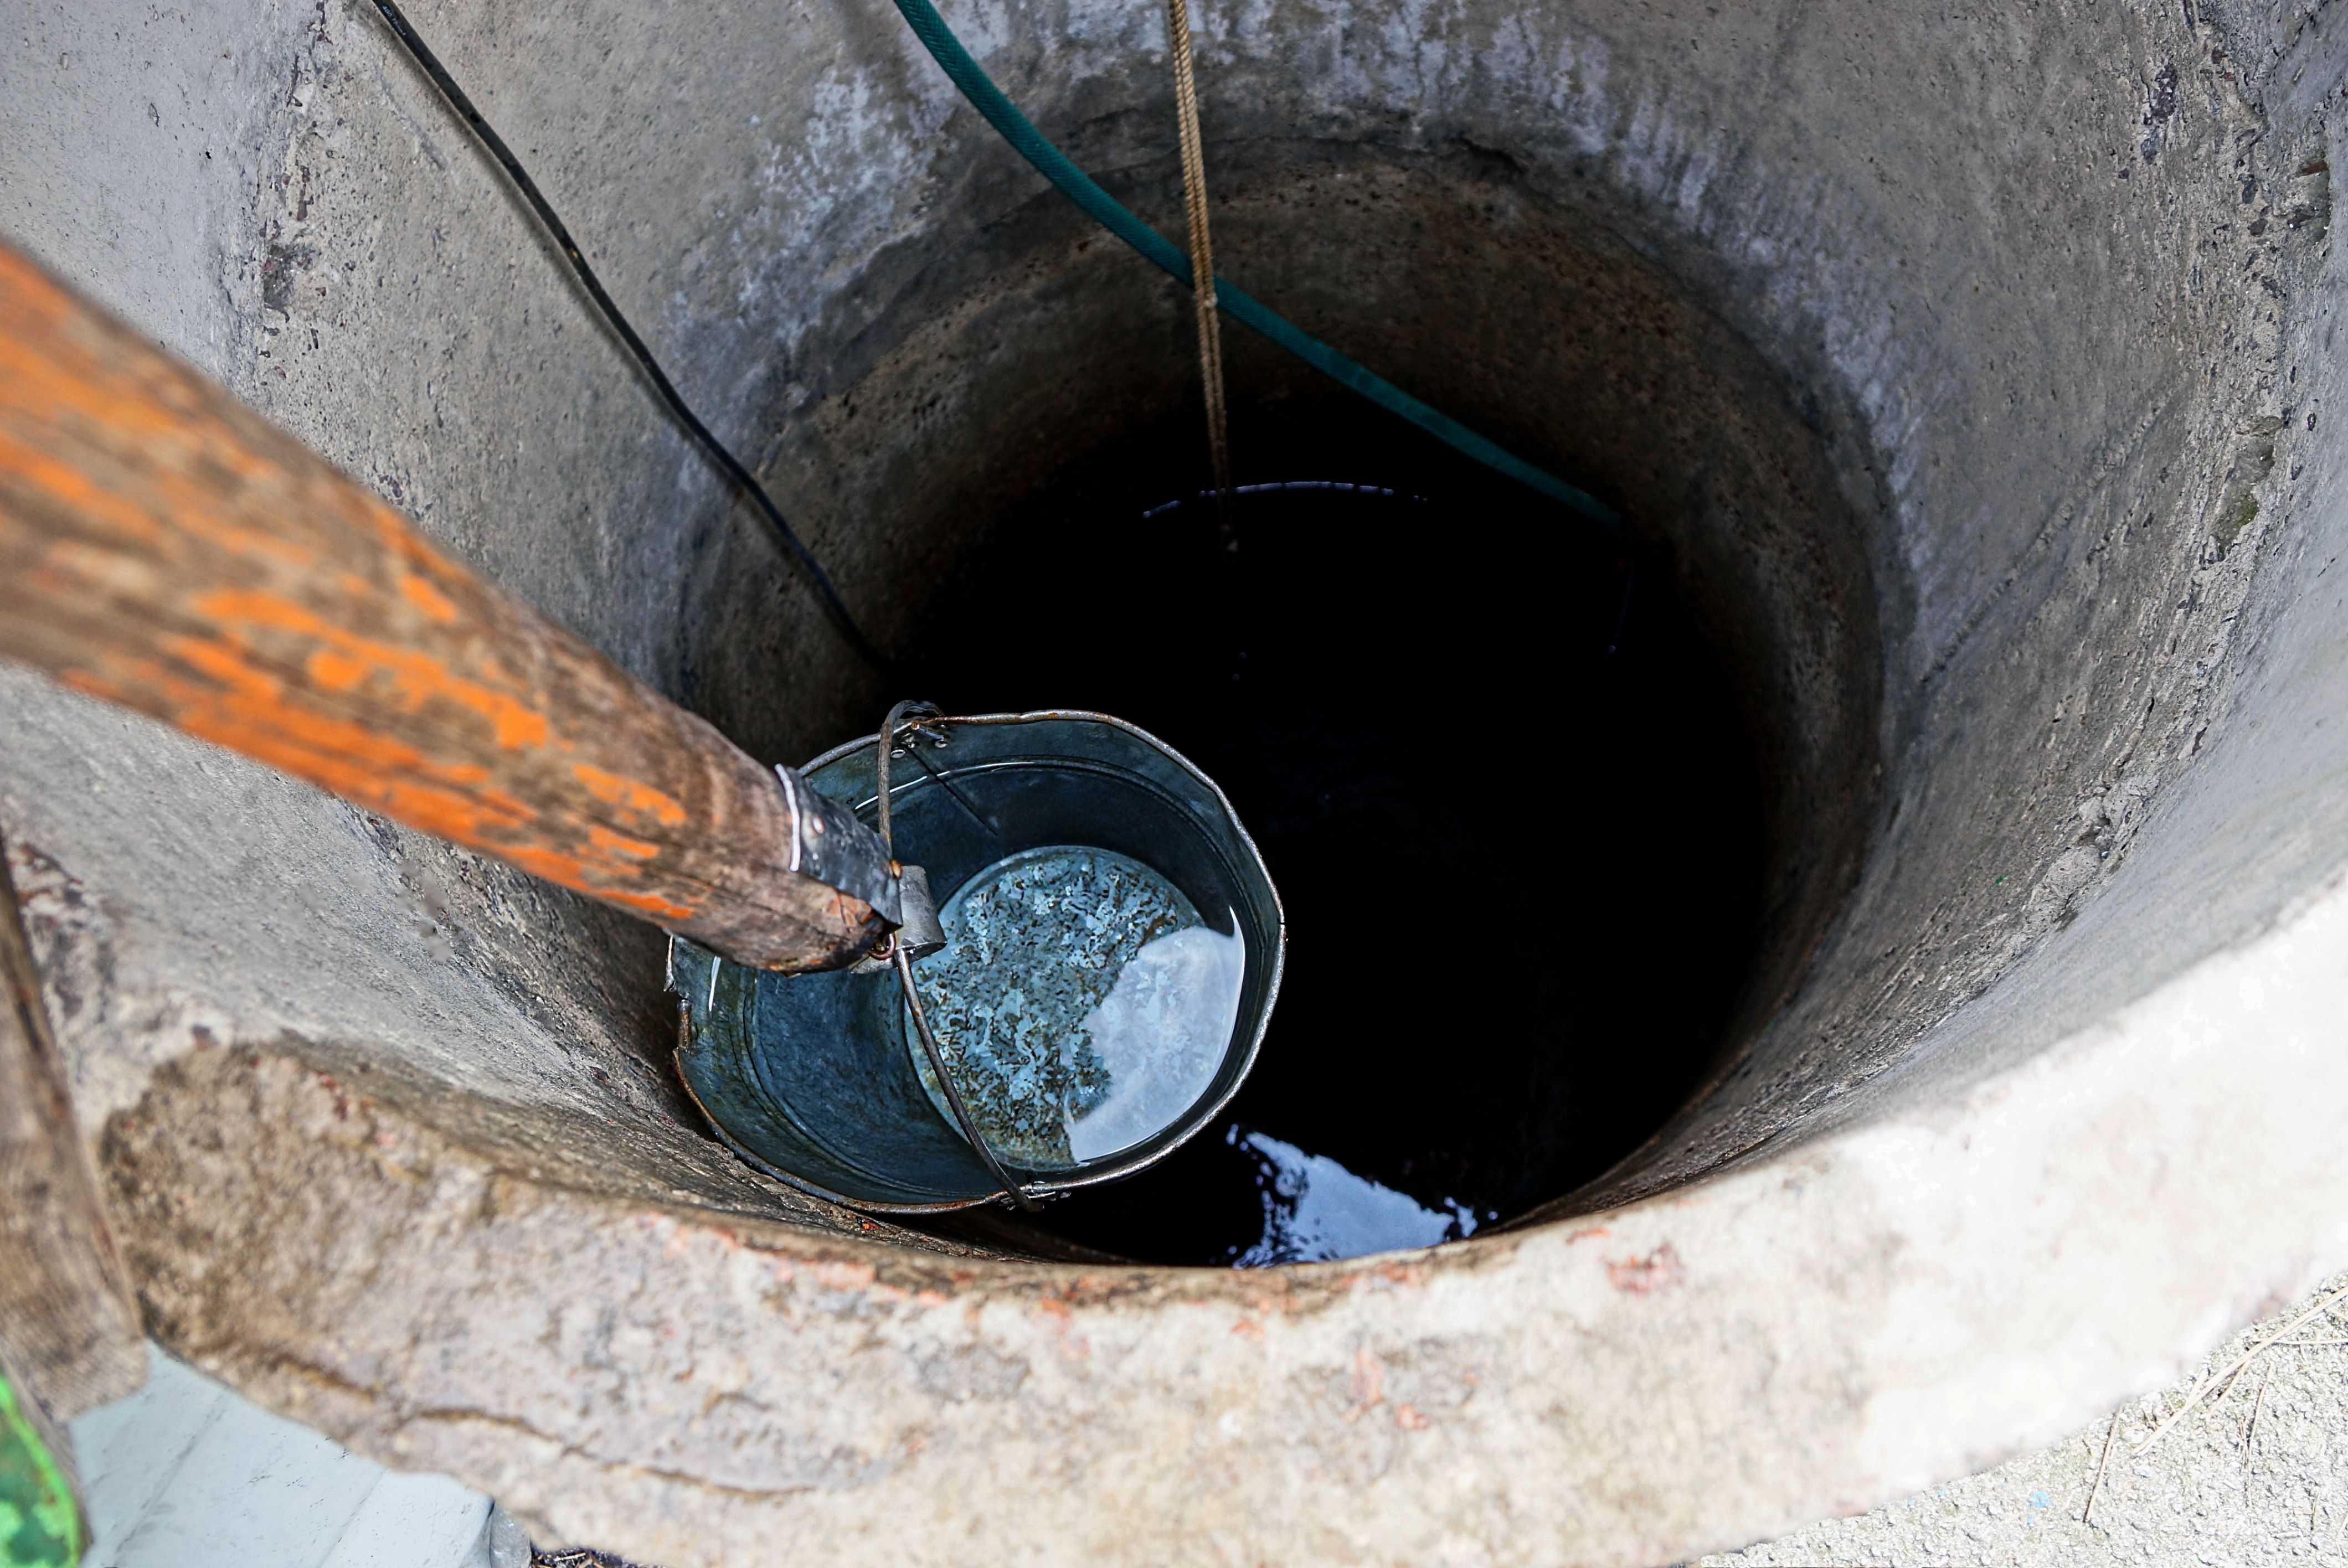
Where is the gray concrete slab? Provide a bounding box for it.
[71,1349,491,1568]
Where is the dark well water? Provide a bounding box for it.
[896,408,1766,1265]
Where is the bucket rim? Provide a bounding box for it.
[683,708,1288,1212]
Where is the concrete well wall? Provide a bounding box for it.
[8,0,2348,1561]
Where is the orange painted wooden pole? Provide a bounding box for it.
[0,242,889,973]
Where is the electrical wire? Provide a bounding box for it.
[365,0,892,673]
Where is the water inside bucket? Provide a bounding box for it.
[907,845,1246,1168]
[874,743,1268,1180]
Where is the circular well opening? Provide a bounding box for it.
[722,153,1886,1264]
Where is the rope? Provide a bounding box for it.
[365,0,895,673]
[1162,0,1233,503]
[884,0,1620,529]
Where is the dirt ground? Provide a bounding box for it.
[1704,1269,2348,1566]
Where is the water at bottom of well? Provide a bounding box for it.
[1224,1125,1493,1267]
[907,844,1245,1170]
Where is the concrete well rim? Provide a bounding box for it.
[100,848,2348,1566]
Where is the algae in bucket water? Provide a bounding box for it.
[908,846,1245,1169]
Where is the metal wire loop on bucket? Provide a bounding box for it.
[874,699,1042,1210]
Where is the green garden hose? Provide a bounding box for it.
[885,0,1620,528]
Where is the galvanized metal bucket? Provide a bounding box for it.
[670,711,1285,1212]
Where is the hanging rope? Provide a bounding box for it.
[1162,0,1233,504]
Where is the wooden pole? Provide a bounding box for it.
[0,243,884,973]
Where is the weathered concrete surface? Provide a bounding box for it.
[100,878,2348,1565]
[7,0,2348,1561]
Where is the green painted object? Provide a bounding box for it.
[0,1373,81,1567]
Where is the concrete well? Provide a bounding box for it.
[8,0,2348,1561]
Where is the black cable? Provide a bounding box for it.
[365,0,892,674]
